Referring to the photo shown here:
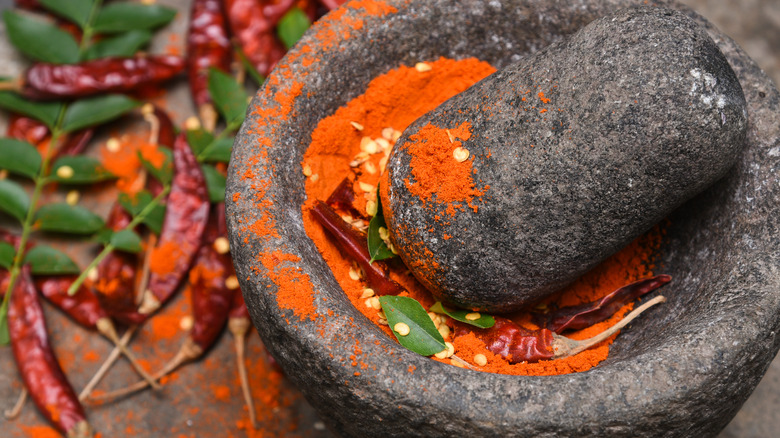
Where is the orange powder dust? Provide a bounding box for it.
[402,121,486,211]
[149,241,184,275]
[100,132,157,195]
[255,251,317,321]
[21,425,61,438]
[300,56,666,376]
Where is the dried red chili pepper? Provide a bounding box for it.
[7,114,49,145]
[187,0,232,131]
[21,55,185,100]
[8,266,93,438]
[532,275,672,333]
[55,128,95,159]
[13,0,40,10]
[138,133,209,316]
[224,0,287,77]
[311,200,404,296]
[326,176,366,220]
[459,295,667,364]
[317,0,347,10]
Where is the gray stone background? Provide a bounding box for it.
[0,0,776,436]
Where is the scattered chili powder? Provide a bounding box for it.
[300,56,665,376]
[149,240,185,275]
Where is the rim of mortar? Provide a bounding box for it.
[226,0,780,435]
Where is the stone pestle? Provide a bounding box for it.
[380,6,748,313]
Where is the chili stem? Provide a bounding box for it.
[234,46,265,86]
[233,329,258,429]
[3,388,27,420]
[0,106,68,333]
[67,186,170,295]
[79,326,137,401]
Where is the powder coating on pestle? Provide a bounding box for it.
[381,6,748,313]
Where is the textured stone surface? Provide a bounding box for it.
[226,0,780,437]
[384,7,748,313]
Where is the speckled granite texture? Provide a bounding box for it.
[226,0,780,436]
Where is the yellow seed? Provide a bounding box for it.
[391,130,402,142]
[388,242,398,254]
[465,312,481,321]
[453,147,470,162]
[369,297,382,310]
[106,137,121,153]
[393,322,410,336]
[56,165,74,179]
[302,164,312,176]
[375,138,390,151]
[474,354,488,367]
[379,156,389,173]
[213,237,230,254]
[445,342,455,357]
[185,116,201,130]
[86,267,98,282]
[350,121,364,131]
[341,214,353,223]
[360,288,375,298]
[352,219,366,230]
[427,311,439,322]
[361,139,378,154]
[180,316,194,331]
[450,359,466,368]
[65,190,79,206]
[378,227,389,241]
[438,324,451,339]
[358,181,374,193]
[366,200,378,217]
[364,161,377,175]
[310,174,319,182]
[446,129,455,143]
[141,103,155,115]
[225,275,240,290]
[381,127,395,140]
[434,349,449,359]
[377,317,389,326]
[415,62,432,72]
[364,298,374,308]
[349,267,361,281]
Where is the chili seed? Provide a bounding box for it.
[358,181,374,193]
[393,322,411,336]
[465,312,481,321]
[56,165,74,179]
[444,342,455,357]
[391,130,402,142]
[364,161,377,175]
[180,316,194,331]
[434,349,449,359]
[377,317,389,326]
[415,62,432,72]
[379,156,389,173]
[453,147,470,162]
[310,174,319,182]
[375,138,390,151]
[213,237,230,254]
[364,298,374,308]
[360,288,375,298]
[65,190,79,206]
[341,214,353,223]
[350,121,364,131]
[369,297,382,310]
[381,127,395,140]
[225,275,240,290]
[366,200,378,216]
[349,267,361,281]
[446,129,455,143]
[106,137,121,153]
[361,139,378,154]
[474,354,488,367]
[378,227,389,241]
[86,267,98,282]
[302,164,312,176]
[438,324,451,339]
[450,358,466,368]
[185,116,201,130]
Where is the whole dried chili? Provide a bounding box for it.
[55,128,95,159]
[90,204,237,402]
[8,266,94,438]
[7,114,49,146]
[316,0,347,10]
[459,296,667,364]
[532,275,672,333]
[325,176,365,220]
[139,133,209,316]
[21,55,185,100]
[310,200,404,296]
[224,0,287,77]
[187,0,233,132]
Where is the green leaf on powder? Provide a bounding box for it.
[0,92,63,129]
[0,242,15,269]
[35,203,105,235]
[368,185,395,263]
[50,156,115,184]
[0,179,30,223]
[277,7,311,50]
[25,245,80,275]
[2,10,80,64]
[379,295,446,357]
[92,3,177,33]
[61,94,140,133]
[38,0,94,28]
[429,302,495,329]
[82,30,153,60]
[0,138,41,179]
[207,68,248,125]
[138,148,173,188]
[201,164,226,203]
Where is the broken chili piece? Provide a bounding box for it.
[22,55,185,100]
[140,133,209,316]
[8,267,93,438]
[7,114,49,145]
[311,200,404,296]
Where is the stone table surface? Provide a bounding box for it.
[0,0,777,437]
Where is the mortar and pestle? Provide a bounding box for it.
[226,0,780,436]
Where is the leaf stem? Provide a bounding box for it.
[67,185,170,295]
[78,0,104,59]
[0,106,68,331]
[196,121,241,162]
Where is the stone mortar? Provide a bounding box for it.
[226,0,780,436]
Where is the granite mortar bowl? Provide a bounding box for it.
[225,0,780,436]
